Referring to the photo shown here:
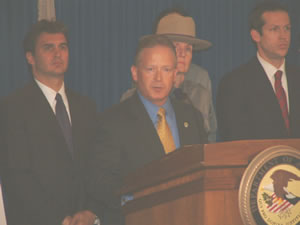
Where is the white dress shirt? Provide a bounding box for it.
[35,79,72,123]
[257,52,289,112]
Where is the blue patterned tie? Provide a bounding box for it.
[55,93,73,157]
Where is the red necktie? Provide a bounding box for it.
[274,70,289,131]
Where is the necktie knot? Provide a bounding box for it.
[274,70,283,80]
[56,93,62,101]
[157,107,166,120]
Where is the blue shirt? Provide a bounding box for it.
[138,92,180,149]
[121,92,181,206]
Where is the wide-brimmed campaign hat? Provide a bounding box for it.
[155,13,212,51]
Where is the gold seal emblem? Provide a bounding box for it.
[239,145,300,225]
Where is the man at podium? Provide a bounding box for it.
[87,35,207,225]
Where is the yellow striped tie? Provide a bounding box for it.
[156,108,176,154]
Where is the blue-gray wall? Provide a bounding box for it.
[1,0,299,112]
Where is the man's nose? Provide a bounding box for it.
[54,48,62,57]
[279,28,290,39]
[177,48,186,57]
[154,69,162,81]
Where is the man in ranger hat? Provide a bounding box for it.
[121,8,217,142]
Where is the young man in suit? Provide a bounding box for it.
[0,20,99,225]
[216,1,300,141]
[87,35,208,224]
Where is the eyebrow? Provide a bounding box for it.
[266,23,291,27]
[42,42,68,47]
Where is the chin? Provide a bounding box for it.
[278,49,288,56]
[151,95,167,103]
[177,66,185,73]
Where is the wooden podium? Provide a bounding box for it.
[120,139,300,225]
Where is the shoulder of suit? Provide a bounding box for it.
[1,82,37,106]
[66,87,97,108]
[171,98,204,127]
[286,63,300,73]
[99,93,139,122]
[220,57,259,83]
[171,97,196,111]
[0,83,40,119]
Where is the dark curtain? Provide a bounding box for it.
[1,0,299,111]
[55,0,300,111]
[0,0,37,97]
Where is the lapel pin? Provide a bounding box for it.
[184,122,189,128]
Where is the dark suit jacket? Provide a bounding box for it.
[216,57,300,141]
[0,81,98,225]
[87,92,207,225]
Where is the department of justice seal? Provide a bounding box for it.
[239,145,300,225]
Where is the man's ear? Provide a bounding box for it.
[25,52,35,66]
[131,65,138,82]
[250,29,261,43]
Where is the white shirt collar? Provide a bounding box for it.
[257,52,286,80]
[256,52,289,111]
[34,79,71,121]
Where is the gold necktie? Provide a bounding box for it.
[156,108,176,154]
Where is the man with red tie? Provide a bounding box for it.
[216,1,300,141]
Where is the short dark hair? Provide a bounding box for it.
[249,1,289,35]
[152,7,189,34]
[134,35,177,66]
[23,19,68,55]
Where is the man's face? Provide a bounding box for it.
[173,41,193,73]
[131,45,177,106]
[26,32,69,80]
[251,11,290,66]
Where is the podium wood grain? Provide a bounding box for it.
[121,139,300,225]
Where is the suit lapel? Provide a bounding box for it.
[127,93,165,157]
[285,64,299,113]
[29,82,74,160]
[250,58,287,132]
[30,82,63,134]
[285,64,300,133]
[171,99,196,146]
[251,59,279,105]
[65,89,86,162]
[251,58,285,116]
